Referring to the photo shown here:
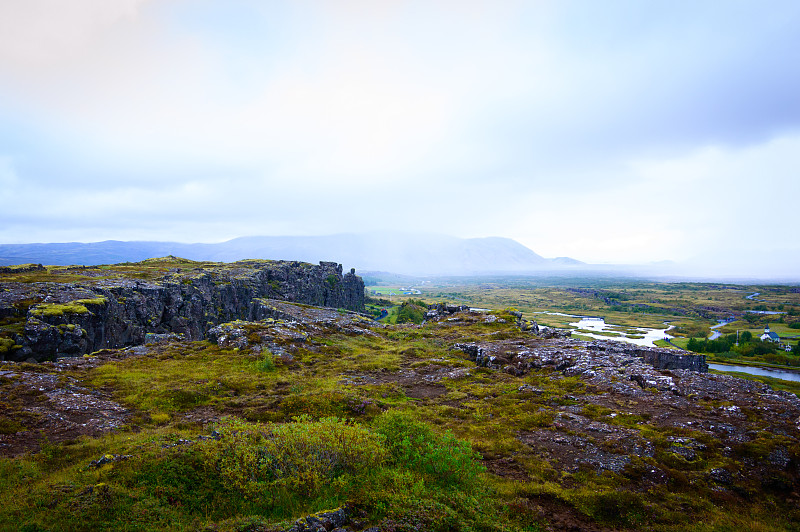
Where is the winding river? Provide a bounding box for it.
[535,312,673,348]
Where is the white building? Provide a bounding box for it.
[760,325,781,343]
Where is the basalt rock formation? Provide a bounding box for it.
[0,258,364,362]
[454,338,707,378]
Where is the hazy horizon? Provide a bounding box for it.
[1,231,798,282]
[1,1,798,277]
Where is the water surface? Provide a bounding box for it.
[709,363,800,382]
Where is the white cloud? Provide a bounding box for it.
[511,134,800,265]
[0,0,149,66]
[0,0,798,277]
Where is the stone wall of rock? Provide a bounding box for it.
[0,260,364,362]
[630,346,708,372]
[587,343,707,372]
[455,338,708,376]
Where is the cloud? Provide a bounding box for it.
[510,133,800,265]
[0,0,149,66]
[0,0,798,275]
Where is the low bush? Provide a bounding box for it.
[255,350,275,372]
[373,410,485,487]
[397,300,427,324]
[202,416,386,499]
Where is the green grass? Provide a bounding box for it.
[654,339,678,349]
[668,337,691,349]
[717,321,799,339]
[379,305,401,324]
[367,286,405,295]
[575,329,621,337]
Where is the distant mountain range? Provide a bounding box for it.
[0,233,586,276]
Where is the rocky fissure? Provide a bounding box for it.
[0,259,364,362]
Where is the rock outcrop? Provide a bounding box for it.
[455,336,706,377]
[622,345,708,372]
[424,303,472,321]
[0,259,364,362]
[0,264,45,274]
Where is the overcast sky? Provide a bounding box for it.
[1,0,798,277]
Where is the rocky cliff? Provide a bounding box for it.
[0,258,364,362]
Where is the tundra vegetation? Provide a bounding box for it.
[1,262,799,531]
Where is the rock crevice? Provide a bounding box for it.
[0,260,364,361]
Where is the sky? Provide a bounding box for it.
[1,0,799,278]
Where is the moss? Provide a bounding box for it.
[0,338,19,354]
[569,488,649,527]
[30,297,108,318]
[0,417,25,434]
[150,412,170,425]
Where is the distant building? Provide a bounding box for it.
[760,325,781,343]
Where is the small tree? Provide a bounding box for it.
[686,337,702,352]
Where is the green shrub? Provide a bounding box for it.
[202,416,386,499]
[134,448,224,515]
[255,350,275,372]
[373,411,485,487]
[397,301,426,324]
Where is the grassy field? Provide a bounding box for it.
[367,286,408,296]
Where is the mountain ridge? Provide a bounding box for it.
[0,233,584,276]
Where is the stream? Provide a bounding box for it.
[709,363,800,382]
